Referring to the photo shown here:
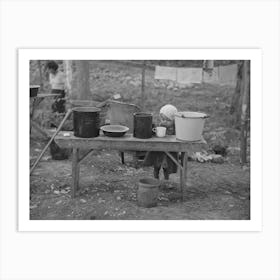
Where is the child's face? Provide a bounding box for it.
[159,113,173,127]
[160,113,170,121]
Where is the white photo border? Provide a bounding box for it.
[19,48,262,232]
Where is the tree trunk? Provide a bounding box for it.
[37,60,43,88]
[203,60,214,70]
[63,60,73,99]
[202,60,214,83]
[230,61,243,128]
[141,61,146,110]
[75,61,91,100]
[240,60,250,165]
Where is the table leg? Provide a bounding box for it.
[132,152,138,168]
[72,148,80,198]
[30,97,37,134]
[179,153,184,201]
[180,152,187,201]
[120,151,125,164]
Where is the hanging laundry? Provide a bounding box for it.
[218,64,238,85]
[176,67,202,84]
[203,60,214,70]
[154,66,177,81]
[202,67,219,84]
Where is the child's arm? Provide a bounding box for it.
[159,119,175,135]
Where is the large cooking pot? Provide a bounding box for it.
[133,112,153,139]
[73,107,101,138]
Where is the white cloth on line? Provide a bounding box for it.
[202,67,219,84]
[218,64,238,85]
[154,66,177,81]
[176,67,202,84]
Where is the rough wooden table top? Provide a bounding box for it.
[55,132,207,153]
[36,93,61,98]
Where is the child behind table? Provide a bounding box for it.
[143,104,178,180]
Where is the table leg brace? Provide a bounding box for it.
[72,148,80,198]
[165,151,187,201]
[180,152,187,201]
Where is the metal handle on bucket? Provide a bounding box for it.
[180,113,209,119]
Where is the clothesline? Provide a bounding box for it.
[155,64,238,86]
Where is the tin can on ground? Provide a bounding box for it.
[137,177,160,208]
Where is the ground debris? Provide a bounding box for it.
[190,151,225,164]
[158,196,169,201]
[42,156,52,161]
[60,189,69,194]
[242,165,250,171]
[120,210,126,215]
[224,190,232,195]
[123,168,135,176]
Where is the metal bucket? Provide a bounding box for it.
[73,107,101,138]
[175,111,208,141]
[137,177,160,208]
[133,112,153,139]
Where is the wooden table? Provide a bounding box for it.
[54,132,207,200]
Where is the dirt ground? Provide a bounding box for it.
[30,61,250,220]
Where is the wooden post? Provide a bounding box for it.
[230,61,244,127]
[64,60,73,99]
[76,60,91,100]
[203,60,214,70]
[72,148,80,198]
[180,152,187,201]
[141,61,146,110]
[240,60,250,165]
[37,60,43,88]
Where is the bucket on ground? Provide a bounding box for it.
[137,177,160,208]
[73,107,101,138]
[175,111,208,141]
[133,112,153,139]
